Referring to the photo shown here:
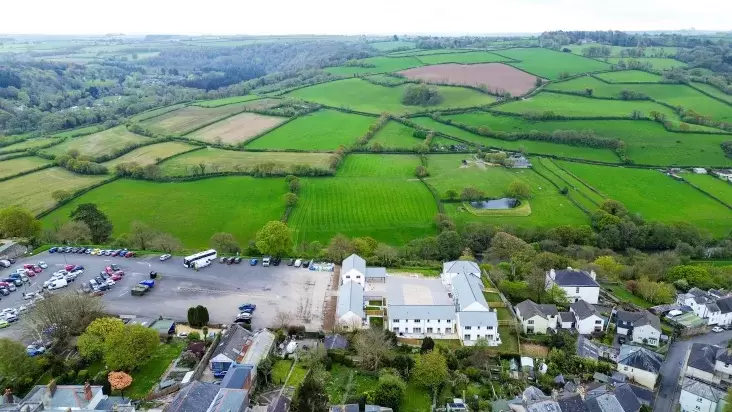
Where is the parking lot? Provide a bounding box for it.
[0,250,331,341]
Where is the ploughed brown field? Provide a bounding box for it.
[188,112,287,144]
[398,63,538,96]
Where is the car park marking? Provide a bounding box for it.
[176,287,278,298]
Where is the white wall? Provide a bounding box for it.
[388,318,455,336]
[686,366,719,385]
[519,315,555,334]
[633,325,661,347]
[575,314,604,335]
[338,312,364,330]
[341,268,365,287]
[617,364,658,389]
[680,389,718,412]
[560,286,599,304]
[458,323,499,346]
[715,361,732,383]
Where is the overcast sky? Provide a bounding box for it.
[3,0,731,35]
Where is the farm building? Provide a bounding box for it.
[712,169,732,181]
[508,155,532,168]
[693,168,708,174]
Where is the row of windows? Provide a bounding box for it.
[394,327,446,334]
[464,326,494,330]
[464,334,494,341]
[344,275,361,279]
[393,319,451,323]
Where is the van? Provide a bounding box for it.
[263,256,271,267]
[48,278,68,290]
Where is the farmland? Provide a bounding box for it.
[245,110,374,150]
[41,177,288,248]
[494,48,611,79]
[0,156,50,179]
[594,70,663,82]
[187,112,287,144]
[692,82,732,104]
[193,95,261,107]
[565,44,680,58]
[339,154,421,178]
[102,142,198,168]
[323,56,423,76]
[607,57,686,70]
[398,63,539,96]
[43,126,150,158]
[159,148,332,176]
[683,174,732,206]
[285,78,496,115]
[370,41,416,51]
[0,137,61,154]
[369,121,424,149]
[139,101,273,136]
[416,51,510,65]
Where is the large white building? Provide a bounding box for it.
[545,268,600,304]
[441,260,481,286]
[677,288,732,325]
[680,378,727,412]
[336,280,365,330]
[452,273,499,346]
[515,300,558,334]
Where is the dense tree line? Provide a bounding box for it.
[541,30,724,50]
[55,150,107,174]
[402,84,443,106]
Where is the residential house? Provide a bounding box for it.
[545,268,600,304]
[341,254,387,287]
[441,260,481,286]
[388,305,456,337]
[337,280,365,329]
[19,384,109,411]
[680,377,727,412]
[452,272,491,313]
[209,325,274,374]
[714,297,732,326]
[570,300,605,334]
[205,388,250,412]
[515,300,558,334]
[615,310,662,347]
[556,394,588,412]
[714,348,732,386]
[252,392,291,412]
[168,382,249,412]
[692,168,708,174]
[684,343,720,384]
[559,311,575,329]
[712,169,732,181]
[221,364,255,391]
[616,345,664,389]
[452,272,500,346]
[584,383,644,412]
[577,335,619,362]
[508,386,559,412]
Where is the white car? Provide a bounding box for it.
[1,308,17,317]
[713,326,724,333]
[53,270,68,277]
[38,262,48,269]
[17,305,29,313]
[105,279,115,287]
[294,259,302,267]
[23,292,39,300]
[159,254,172,261]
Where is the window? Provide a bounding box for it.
[465,326,472,330]
[447,320,452,323]
[427,327,433,333]
[695,406,701,411]
[393,319,399,323]
[414,319,421,323]
[528,320,534,324]
[356,275,360,278]
[488,326,494,330]
[346,275,350,278]
[393,327,399,333]
[697,397,703,402]
[576,287,580,293]
[437,328,441,333]
[464,334,471,341]
[437,320,441,323]
[649,338,657,344]
[595,320,602,324]
[624,366,628,371]
[413,327,422,333]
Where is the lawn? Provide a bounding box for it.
[417,51,510,65]
[483,292,502,302]
[288,176,438,245]
[602,283,653,308]
[326,363,379,404]
[285,78,496,115]
[401,380,433,412]
[43,126,150,159]
[127,341,184,399]
[594,70,663,83]
[692,82,732,104]
[495,307,513,321]
[338,154,421,178]
[683,174,732,206]
[0,137,62,154]
[0,156,50,179]
[369,121,425,150]
[324,56,423,76]
[496,326,520,354]
[272,359,308,388]
[0,167,109,214]
[370,41,416,51]
[41,177,287,248]
[559,161,732,236]
[494,48,611,79]
[139,101,267,136]
[103,142,197,168]
[245,110,374,150]
[187,112,287,145]
[159,147,332,176]
[193,95,262,107]
[607,57,686,70]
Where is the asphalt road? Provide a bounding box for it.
[654,330,732,412]
[0,251,330,342]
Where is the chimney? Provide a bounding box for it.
[589,270,597,280]
[3,388,13,404]
[48,379,57,396]
[549,269,556,280]
[551,389,558,400]
[578,384,586,400]
[83,382,92,401]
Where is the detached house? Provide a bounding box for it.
[684,342,732,387]
[515,300,558,334]
[570,299,605,334]
[617,345,664,389]
[545,268,600,304]
[616,310,662,347]
[680,377,727,412]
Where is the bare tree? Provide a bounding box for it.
[23,294,105,344]
[354,328,394,371]
[151,232,183,253]
[272,309,293,330]
[129,221,158,250]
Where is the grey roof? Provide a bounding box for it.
[616,311,661,331]
[716,296,732,314]
[526,400,560,412]
[94,396,129,411]
[715,348,732,364]
[682,377,727,402]
[688,287,706,297]
[557,394,589,412]
[516,300,558,320]
[168,382,221,412]
[220,364,254,389]
[240,329,275,366]
[342,254,366,275]
[522,386,550,402]
[389,305,455,320]
[694,296,710,304]
[443,260,480,276]
[577,336,600,359]
[560,312,575,323]
[337,280,364,318]
[688,343,719,373]
[324,334,349,350]
[23,385,103,409]
[365,267,387,278]
[571,300,600,320]
[586,394,624,412]
[613,384,642,412]
[627,384,654,406]
[549,269,599,287]
[452,272,489,311]
[211,324,254,364]
[457,311,498,328]
[206,388,249,412]
[265,395,291,412]
[617,345,664,374]
[611,371,628,384]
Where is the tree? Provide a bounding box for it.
[151,232,183,253]
[370,372,406,412]
[546,284,570,306]
[353,237,378,257]
[326,234,355,262]
[593,255,623,280]
[292,369,329,412]
[288,179,301,193]
[445,189,458,200]
[461,186,484,201]
[284,192,298,207]
[70,203,113,243]
[506,180,531,199]
[56,221,92,244]
[354,328,394,371]
[402,84,443,106]
[108,371,132,399]
[77,317,125,361]
[414,165,429,178]
[128,221,157,250]
[392,354,415,379]
[209,232,240,254]
[0,206,41,238]
[436,230,462,261]
[188,305,210,327]
[51,190,73,203]
[23,293,105,345]
[600,199,628,217]
[526,267,548,303]
[256,221,293,257]
[104,324,159,371]
[413,350,449,396]
[0,338,39,386]
[374,243,398,266]
[420,336,435,353]
[488,232,535,279]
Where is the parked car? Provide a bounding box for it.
[236,312,252,320]
[48,247,58,253]
[38,262,48,269]
[618,336,626,344]
[713,326,724,333]
[238,303,257,312]
[219,257,227,264]
[0,288,9,296]
[23,292,39,300]
[294,259,302,267]
[273,257,282,266]
[287,259,295,266]
[110,273,123,281]
[302,260,311,269]
[104,266,114,275]
[250,258,258,266]
[234,257,242,264]
[262,256,271,267]
[26,345,45,356]
[227,257,235,265]
[91,249,101,255]
[111,264,121,272]
[0,319,8,328]
[160,254,172,261]
[125,252,135,258]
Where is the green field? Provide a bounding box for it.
[324,56,423,76]
[683,174,732,206]
[370,41,416,51]
[442,111,732,166]
[193,95,262,107]
[388,49,474,57]
[339,154,421,178]
[546,76,732,123]
[495,92,679,120]
[43,126,150,158]
[692,82,732,104]
[103,142,197,168]
[410,116,620,163]
[139,101,266,136]
[532,157,604,212]
[0,137,62,154]
[417,51,510,65]
[129,104,188,122]
[559,161,732,235]
[565,45,680,58]
[41,177,288,248]
[286,78,496,115]
[0,168,109,214]
[159,148,332,176]
[494,48,611,79]
[0,156,50,179]
[607,57,686,70]
[594,70,663,82]
[369,121,424,149]
[245,109,373,150]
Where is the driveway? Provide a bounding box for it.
[654,330,732,412]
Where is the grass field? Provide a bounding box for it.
[594,70,663,82]
[286,78,496,115]
[187,112,287,144]
[324,56,423,76]
[193,95,261,107]
[245,109,374,150]
[607,57,686,70]
[494,48,611,79]
[417,51,510,65]
[410,116,620,163]
[559,161,732,235]
[602,283,653,308]
[532,157,604,212]
[129,104,188,122]
[443,111,732,166]
[339,154,421,178]
[566,45,680,58]
[139,101,268,136]
[692,82,732,104]
[370,41,416,51]
[683,174,732,206]
[127,341,184,399]
[0,168,109,214]
[41,177,288,248]
[103,142,197,168]
[0,156,50,179]
[388,49,474,57]
[325,363,379,404]
[43,126,150,158]
[160,147,332,176]
[0,137,62,154]
[369,121,424,149]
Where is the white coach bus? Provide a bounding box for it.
[183,249,217,268]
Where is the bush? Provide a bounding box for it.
[402,84,443,106]
[187,331,201,342]
[178,351,198,368]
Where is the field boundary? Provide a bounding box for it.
[238,115,301,148]
[130,102,190,123]
[686,82,732,108]
[528,166,592,216]
[0,137,67,156]
[418,178,446,214]
[549,159,609,198]
[0,162,55,183]
[35,175,120,219]
[189,95,264,108]
[177,105,290,138]
[683,179,732,211]
[536,158,602,207]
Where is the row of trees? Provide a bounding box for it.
[77,317,159,371]
[55,152,108,175]
[402,84,443,106]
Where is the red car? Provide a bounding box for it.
[104,266,114,275]
[23,264,34,270]
[65,264,75,272]
[113,270,125,277]
[110,274,123,281]
[31,266,42,273]
[25,269,37,277]
[125,251,135,258]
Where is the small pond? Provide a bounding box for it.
[470,197,519,209]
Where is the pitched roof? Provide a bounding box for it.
[557,394,588,412]
[688,287,706,297]
[457,311,498,328]
[613,384,642,412]
[616,311,661,331]
[571,300,600,320]
[364,267,386,278]
[220,364,254,389]
[716,296,732,314]
[452,272,488,311]
[443,260,480,276]
[265,395,291,412]
[687,343,719,373]
[342,254,366,275]
[324,334,349,350]
[706,303,721,313]
[337,280,364,318]
[715,348,732,364]
[167,382,220,412]
[205,388,249,412]
[682,377,727,402]
[617,345,663,374]
[560,312,575,323]
[516,300,558,320]
[548,269,599,287]
[627,384,654,406]
[211,324,254,364]
[586,394,624,412]
[389,305,455,320]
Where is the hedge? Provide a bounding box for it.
[36,176,121,219]
[0,163,55,183]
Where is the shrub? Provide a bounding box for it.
[402,84,443,106]
[178,351,199,368]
